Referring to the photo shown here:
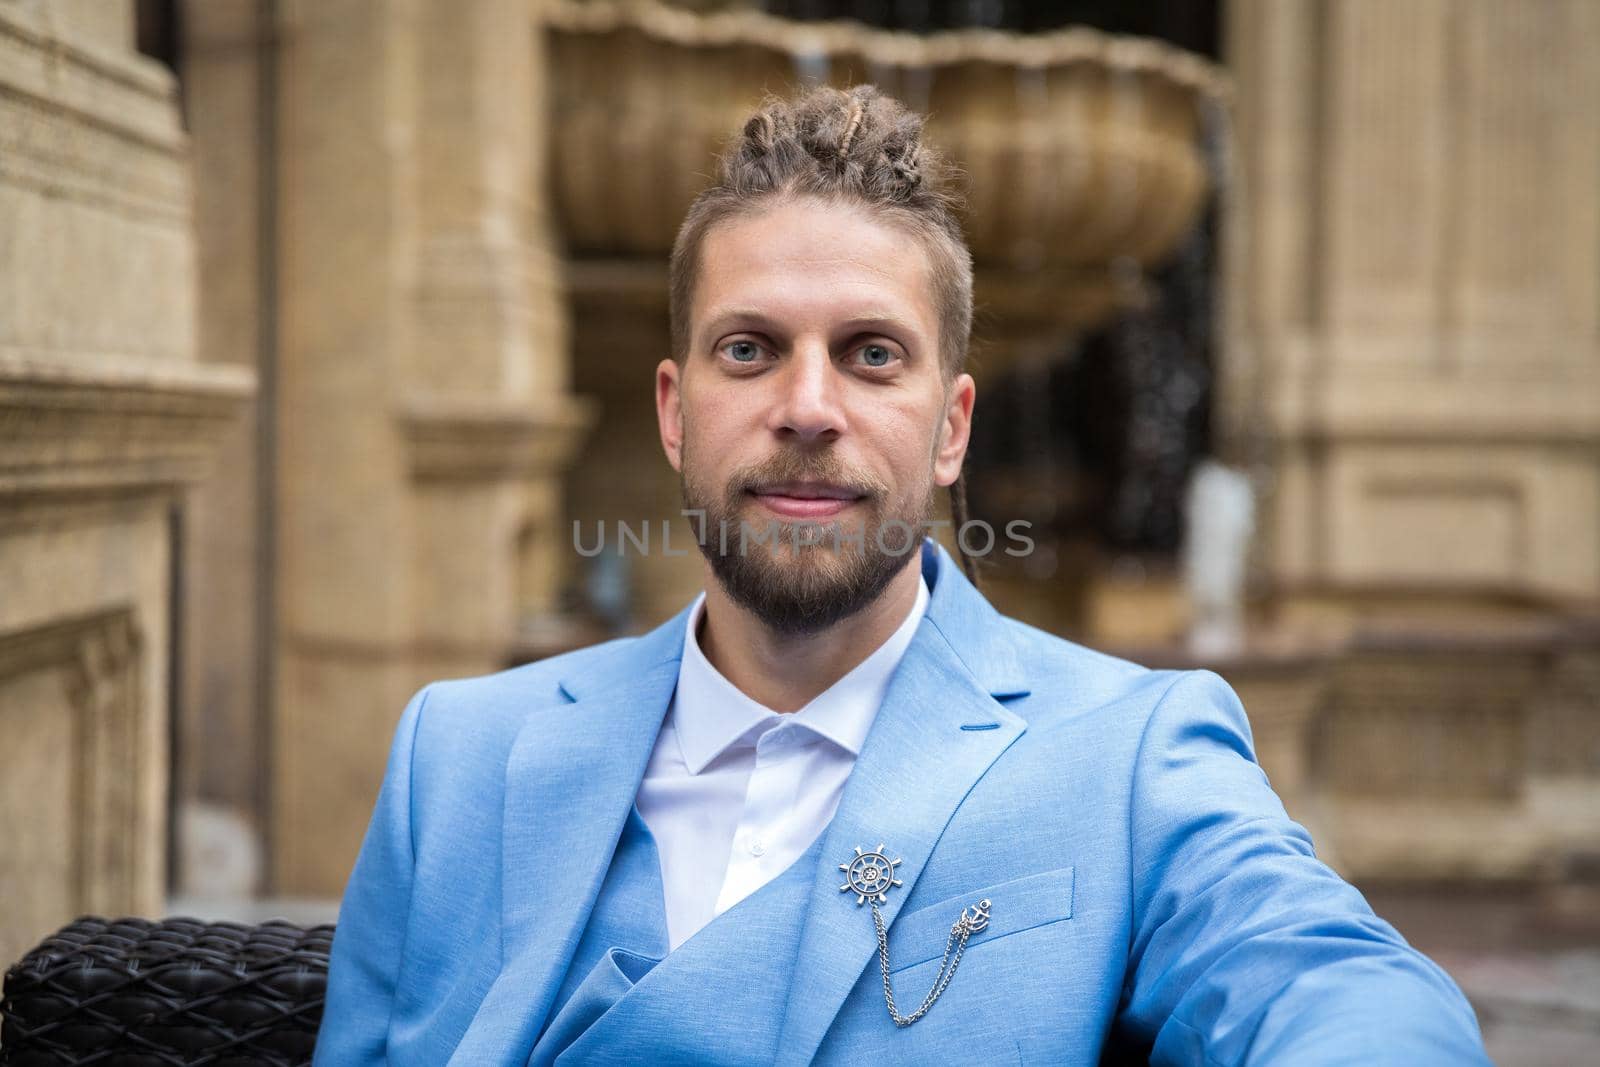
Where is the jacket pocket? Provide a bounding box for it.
[886,865,1075,975]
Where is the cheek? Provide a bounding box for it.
[690,390,740,429]
[856,401,941,474]
[681,390,752,467]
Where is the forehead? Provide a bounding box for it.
[693,197,938,339]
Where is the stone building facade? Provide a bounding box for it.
[0,0,252,960]
[2,1,1597,962]
[1224,0,1600,881]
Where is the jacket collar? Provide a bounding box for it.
[474,538,1031,1058]
[915,537,1030,699]
[671,571,930,774]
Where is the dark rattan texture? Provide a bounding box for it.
[1,917,334,1066]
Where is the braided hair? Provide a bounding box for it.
[669,84,981,587]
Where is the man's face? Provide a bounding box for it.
[656,196,975,634]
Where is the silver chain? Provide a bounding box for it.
[871,898,991,1027]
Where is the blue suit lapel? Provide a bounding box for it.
[775,540,1033,1065]
[446,606,690,1065]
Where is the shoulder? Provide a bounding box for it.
[996,613,1169,709]
[421,633,641,712]
[994,613,1243,745]
[403,632,664,774]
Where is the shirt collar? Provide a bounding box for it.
[671,574,931,775]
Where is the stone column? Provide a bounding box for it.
[402,0,592,659]
[0,0,252,960]
[272,0,590,895]
[1227,0,1600,603]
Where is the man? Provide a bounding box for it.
[315,85,1490,1065]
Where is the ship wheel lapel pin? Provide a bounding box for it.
[839,843,994,1028]
[840,844,903,905]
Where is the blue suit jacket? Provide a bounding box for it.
[315,538,1489,1065]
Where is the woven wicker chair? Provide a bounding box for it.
[1,917,332,1066]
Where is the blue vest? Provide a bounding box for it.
[532,807,827,1065]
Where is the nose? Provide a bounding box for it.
[769,342,845,444]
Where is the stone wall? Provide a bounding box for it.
[0,0,251,961]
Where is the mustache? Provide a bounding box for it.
[729,452,887,500]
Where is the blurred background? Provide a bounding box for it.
[1,0,1597,1059]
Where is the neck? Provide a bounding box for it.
[697,554,923,713]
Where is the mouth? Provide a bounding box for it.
[745,481,867,520]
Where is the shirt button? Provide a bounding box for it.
[750,840,767,857]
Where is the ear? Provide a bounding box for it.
[656,357,685,472]
[932,372,975,488]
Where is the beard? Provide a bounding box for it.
[681,442,933,636]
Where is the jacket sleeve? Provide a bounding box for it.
[1117,670,1490,1066]
[313,685,431,1066]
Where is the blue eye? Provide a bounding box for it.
[726,341,761,363]
[859,344,894,367]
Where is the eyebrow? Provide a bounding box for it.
[699,308,921,343]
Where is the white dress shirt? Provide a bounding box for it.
[634,575,931,951]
